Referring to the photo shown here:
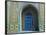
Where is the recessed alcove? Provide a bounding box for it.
[22,5,39,31]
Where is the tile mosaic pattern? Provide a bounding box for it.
[7,2,45,33]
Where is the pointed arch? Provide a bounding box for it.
[22,4,39,31]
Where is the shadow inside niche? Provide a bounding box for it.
[22,4,39,31]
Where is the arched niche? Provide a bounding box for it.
[22,4,39,31]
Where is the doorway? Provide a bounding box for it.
[22,5,39,31]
